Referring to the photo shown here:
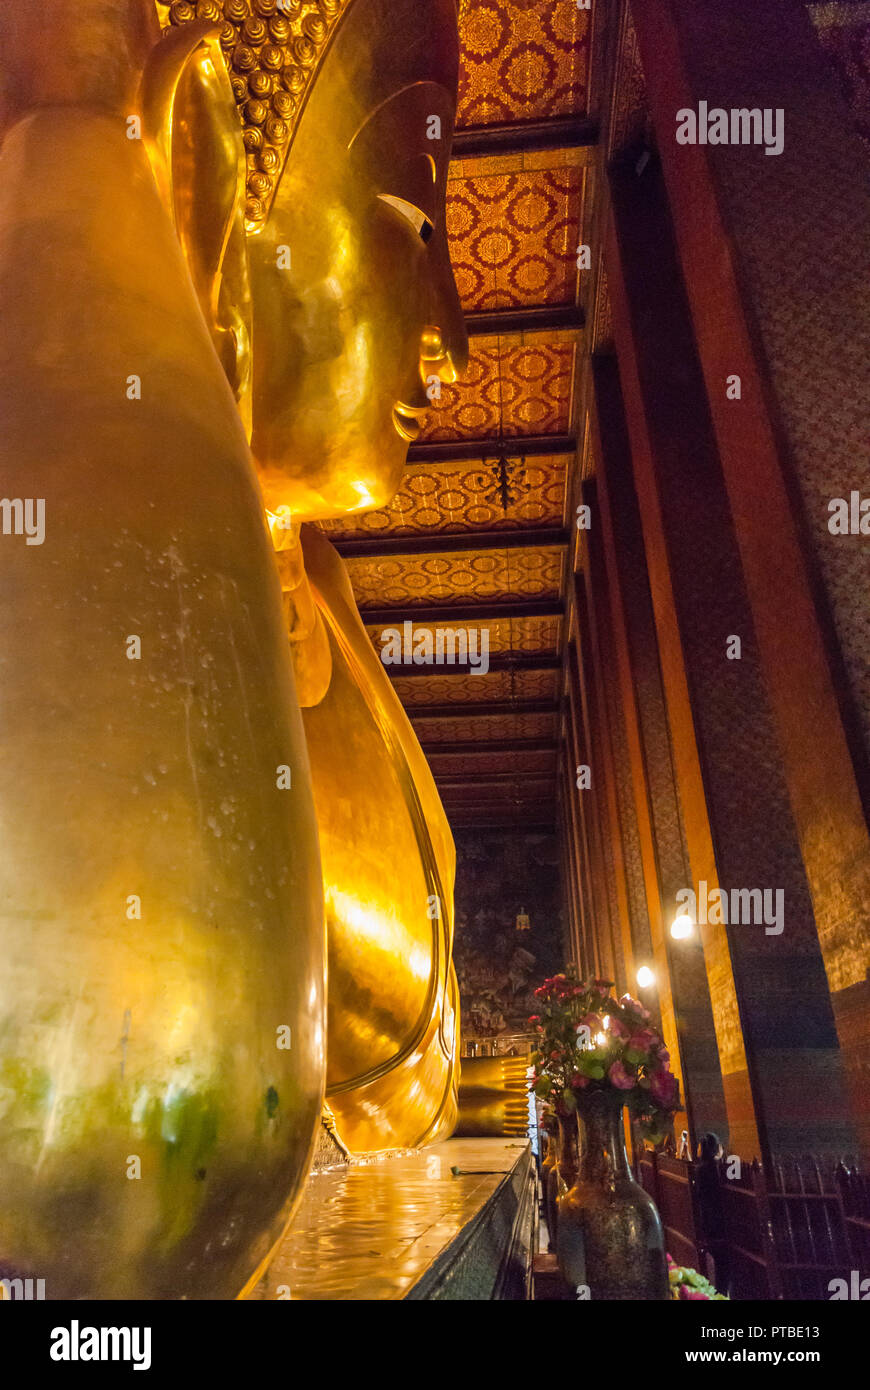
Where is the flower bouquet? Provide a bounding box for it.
[528,971,680,1298]
[529,971,681,1141]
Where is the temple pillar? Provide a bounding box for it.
[630,0,870,1159]
[604,145,855,1162]
[591,356,733,1152]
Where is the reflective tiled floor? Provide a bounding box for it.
[251,1138,529,1300]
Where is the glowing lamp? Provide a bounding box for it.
[671,912,694,940]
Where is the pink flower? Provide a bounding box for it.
[608,1060,636,1090]
[608,1017,630,1039]
[570,1072,589,1089]
[620,994,650,1020]
[657,1048,670,1066]
[650,1069,679,1108]
[579,1012,602,1032]
[679,1287,709,1300]
[627,1029,657,1052]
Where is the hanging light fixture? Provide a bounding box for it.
[482,444,530,513]
[481,260,530,514]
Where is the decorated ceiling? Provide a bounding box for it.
[322,0,594,833]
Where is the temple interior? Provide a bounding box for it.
[1,0,869,1311]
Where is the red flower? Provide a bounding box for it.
[650,1069,679,1108]
[608,1060,636,1090]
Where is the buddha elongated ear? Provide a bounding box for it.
[139,23,252,432]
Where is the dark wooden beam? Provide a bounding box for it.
[465,304,584,337]
[422,738,558,756]
[334,527,569,560]
[410,700,558,720]
[436,770,555,788]
[360,598,563,626]
[447,817,555,828]
[377,654,561,678]
[452,116,599,159]
[407,434,576,464]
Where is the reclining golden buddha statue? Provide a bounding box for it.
[159,0,468,1157]
[0,0,465,1298]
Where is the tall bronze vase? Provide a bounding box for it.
[556,1092,668,1300]
[546,1113,580,1246]
[541,1125,558,1240]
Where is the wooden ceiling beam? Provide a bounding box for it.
[425,743,557,756]
[436,770,555,788]
[333,527,569,560]
[452,116,599,159]
[465,304,584,337]
[407,434,576,464]
[360,598,563,626]
[447,817,555,828]
[411,699,558,720]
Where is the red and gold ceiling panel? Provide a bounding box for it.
[457,0,592,127]
[420,342,575,441]
[346,547,564,611]
[446,165,584,311]
[393,667,559,707]
[414,711,557,745]
[365,614,562,658]
[321,456,568,539]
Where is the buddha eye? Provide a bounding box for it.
[378,194,434,243]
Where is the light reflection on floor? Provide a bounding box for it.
[250,1138,530,1300]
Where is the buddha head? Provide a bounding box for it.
[161,0,468,521]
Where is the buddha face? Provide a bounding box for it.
[246,0,468,521]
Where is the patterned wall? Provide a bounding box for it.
[453,830,565,1039]
[809,2,870,153]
